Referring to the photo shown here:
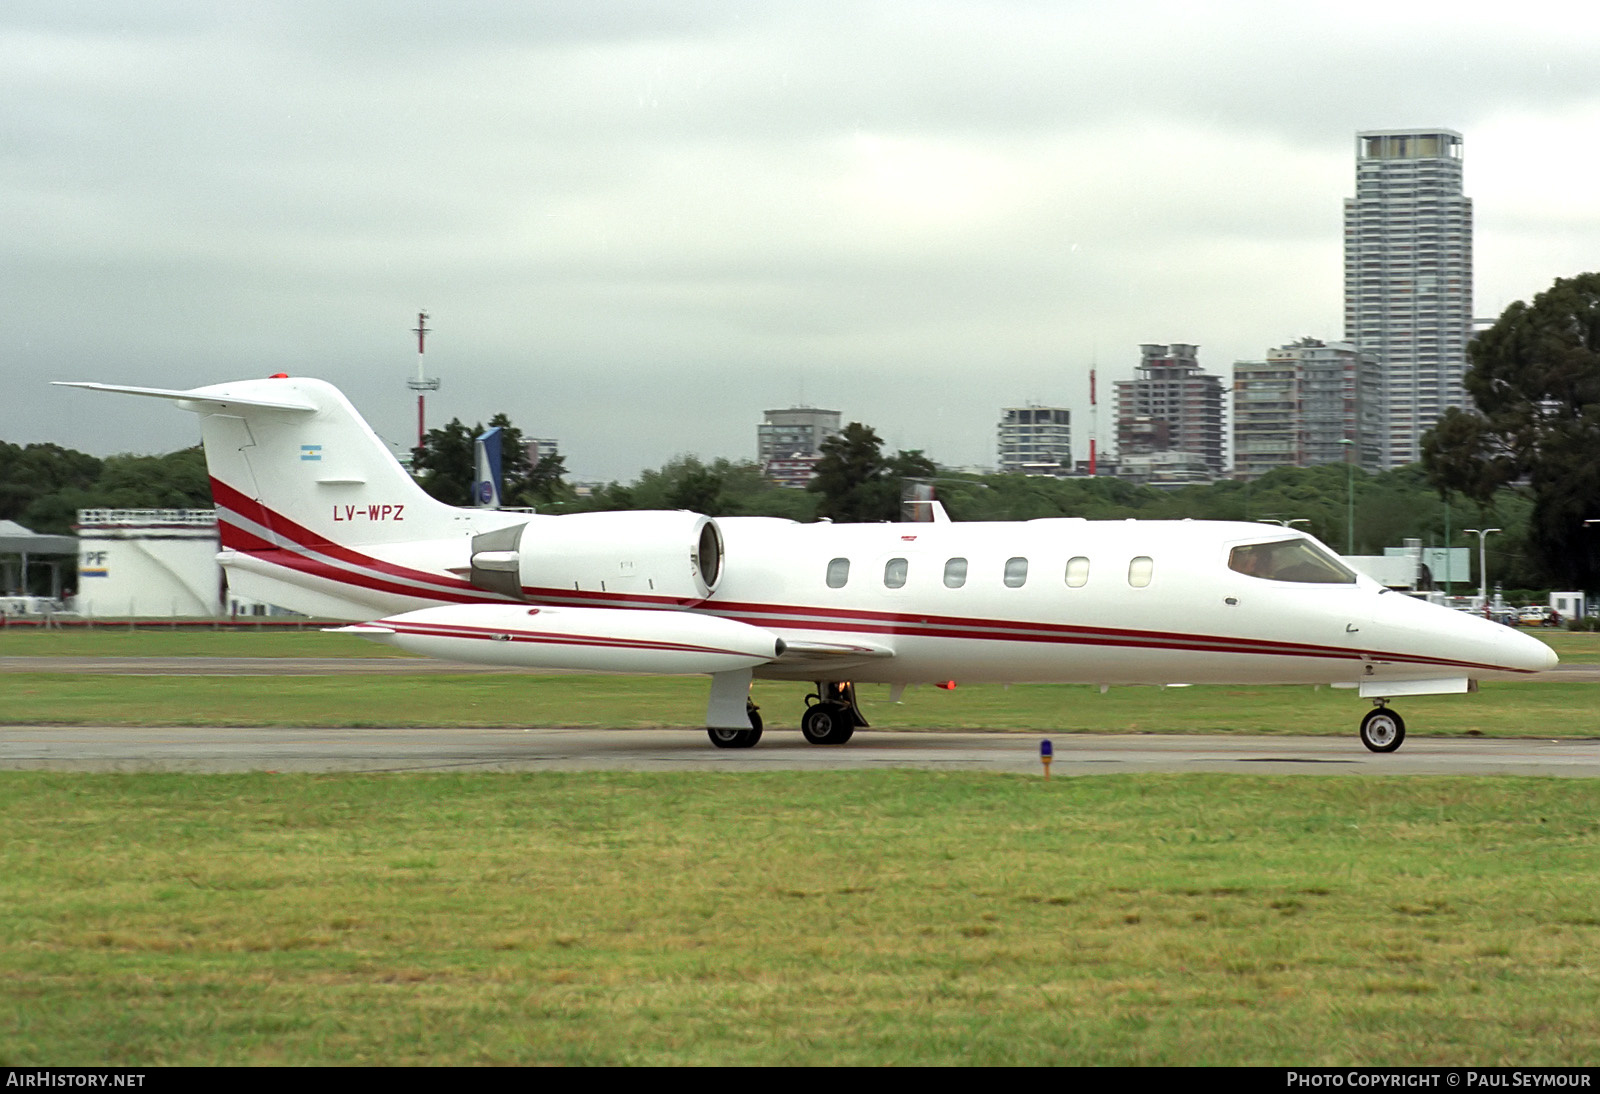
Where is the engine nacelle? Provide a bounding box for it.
[469,511,723,606]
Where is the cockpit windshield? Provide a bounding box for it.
[1228,538,1358,585]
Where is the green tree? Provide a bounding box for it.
[0,442,103,525]
[411,415,569,508]
[486,414,571,507]
[0,444,213,535]
[628,457,725,513]
[807,423,937,522]
[96,449,213,508]
[556,456,818,520]
[1422,272,1600,591]
[516,451,570,506]
[410,418,477,506]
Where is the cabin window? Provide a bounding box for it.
[1128,556,1153,588]
[1065,556,1090,588]
[944,557,968,588]
[884,558,908,589]
[826,558,850,588]
[1228,539,1358,584]
[1004,557,1028,588]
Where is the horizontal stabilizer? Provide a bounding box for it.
[53,381,317,413]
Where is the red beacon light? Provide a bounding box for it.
[268,372,289,379]
[935,680,957,690]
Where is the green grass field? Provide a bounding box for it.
[0,627,410,658]
[1529,629,1599,662]
[3,628,1597,1065]
[1,673,1596,740]
[0,628,1594,739]
[4,771,1598,1066]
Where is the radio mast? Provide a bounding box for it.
[1088,367,1098,477]
[407,311,440,448]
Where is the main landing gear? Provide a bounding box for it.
[800,682,868,746]
[706,699,763,749]
[1359,702,1406,753]
[705,681,868,748]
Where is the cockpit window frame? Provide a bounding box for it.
[1227,537,1359,585]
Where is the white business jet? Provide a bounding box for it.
[57,375,1557,752]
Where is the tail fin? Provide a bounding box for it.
[55,376,460,550]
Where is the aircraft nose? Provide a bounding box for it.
[1498,626,1559,673]
[1374,594,1559,676]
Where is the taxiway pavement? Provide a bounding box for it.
[3,726,1597,776]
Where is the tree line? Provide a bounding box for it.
[0,444,211,535]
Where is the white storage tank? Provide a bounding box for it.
[75,509,222,618]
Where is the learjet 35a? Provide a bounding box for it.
[57,375,1558,752]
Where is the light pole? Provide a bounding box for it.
[1462,527,1501,612]
[1339,438,1356,555]
[1587,521,1600,618]
[1442,494,1452,593]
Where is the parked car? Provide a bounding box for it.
[1517,606,1556,627]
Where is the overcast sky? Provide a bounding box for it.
[6,1,1599,482]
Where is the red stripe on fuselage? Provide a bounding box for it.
[222,525,490,605]
[211,477,482,594]
[716,611,1511,673]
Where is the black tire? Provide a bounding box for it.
[800,702,855,745]
[1359,708,1406,753]
[707,707,763,749]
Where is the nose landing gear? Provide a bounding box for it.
[1359,703,1406,753]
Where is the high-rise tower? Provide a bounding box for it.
[1113,344,1225,475]
[1343,129,1473,468]
[997,406,1072,475]
[758,406,841,487]
[1232,339,1383,481]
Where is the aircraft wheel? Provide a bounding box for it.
[1359,707,1405,753]
[801,702,855,745]
[708,707,763,749]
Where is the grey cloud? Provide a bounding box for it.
[5,2,1599,481]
